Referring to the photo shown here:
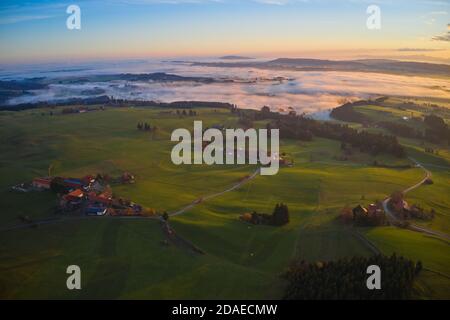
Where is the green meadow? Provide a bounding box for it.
[0,102,449,299]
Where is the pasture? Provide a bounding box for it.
[0,104,448,299]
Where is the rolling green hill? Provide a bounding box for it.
[0,101,448,299]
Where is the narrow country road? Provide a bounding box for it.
[382,158,450,241]
[169,167,260,216]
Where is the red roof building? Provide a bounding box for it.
[88,191,112,205]
[82,175,95,186]
[32,177,52,189]
[65,189,84,201]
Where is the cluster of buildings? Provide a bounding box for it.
[27,173,142,217]
[352,203,383,217]
[352,203,386,226]
[389,197,434,221]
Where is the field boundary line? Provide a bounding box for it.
[351,229,381,255]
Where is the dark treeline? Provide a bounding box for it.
[283,253,421,300]
[377,121,422,139]
[274,116,404,157]
[330,101,372,124]
[424,114,450,144]
[0,95,111,111]
[137,122,156,131]
[234,105,405,157]
[176,109,198,116]
[330,101,449,145]
[0,96,235,111]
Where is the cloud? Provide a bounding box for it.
[397,48,444,52]
[431,24,450,42]
[0,14,55,25]
[432,33,450,41]
[0,2,66,25]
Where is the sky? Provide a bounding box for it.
[0,0,449,63]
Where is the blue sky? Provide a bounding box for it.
[0,0,449,63]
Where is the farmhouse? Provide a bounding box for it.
[32,177,52,190]
[12,183,31,193]
[368,203,383,215]
[82,175,95,185]
[63,178,84,189]
[120,172,135,184]
[279,156,294,167]
[88,191,112,206]
[90,180,105,193]
[85,205,107,216]
[64,189,84,202]
[352,204,368,218]
[352,203,386,226]
[23,172,149,218]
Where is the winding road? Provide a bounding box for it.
[382,158,450,241]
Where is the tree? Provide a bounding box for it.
[272,203,289,226]
[283,253,417,299]
[415,260,423,275]
[261,106,271,117]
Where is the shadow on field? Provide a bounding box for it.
[79,221,131,299]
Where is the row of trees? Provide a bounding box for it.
[377,121,422,139]
[283,254,421,300]
[176,109,197,117]
[3,96,235,111]
[237,106,405,157]
[424,114,449,145]
[233,106,405,157]
[137,122,156,132]
[330,101,449,145]
[330,102,370,124]
[273,116,405,157]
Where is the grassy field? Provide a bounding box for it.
[363,227,450,299]
[336,97,450,234]
[0,102,449,299]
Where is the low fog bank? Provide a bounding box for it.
[2,59,449,114]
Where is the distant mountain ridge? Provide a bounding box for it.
[192,58,450,78]
[219,55,254,60]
